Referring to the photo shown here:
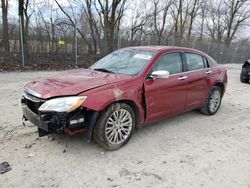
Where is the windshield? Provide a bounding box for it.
[90,49,156,76]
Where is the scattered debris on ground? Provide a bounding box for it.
[0,162,11,174]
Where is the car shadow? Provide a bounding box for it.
[46,109,208,153]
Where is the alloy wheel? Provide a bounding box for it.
[209,90,221,113]
[105,109,133,145]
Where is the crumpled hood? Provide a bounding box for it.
[25,69,132,99]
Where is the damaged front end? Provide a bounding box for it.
[21,92,98,139]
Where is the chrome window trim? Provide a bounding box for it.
[169,67,216,78]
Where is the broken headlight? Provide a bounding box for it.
[39,96,87,113]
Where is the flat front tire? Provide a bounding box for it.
[93,103,135,150]
[200,86,222,115]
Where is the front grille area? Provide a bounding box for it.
[22,92,88,135]
[22,92,44,114]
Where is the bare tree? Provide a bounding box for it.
[198,0,208,39]
[33,11,46,53]
[2,0,250,67]
[72,0,101,54]
[8,21,19,52]
[1,0,10,54]
[36,6,58,54]
[84,0,100,54]
[171,0,190,38]
[128,0,150,45]
[95,0,128,53]
[153,0,172,44]
[19,0,26,63]
[224,0,250,45]
[55,0,93,54]
[187,0,200,39]
[206,0,227,42]
[129,13,148,45]
[23,0,34,56]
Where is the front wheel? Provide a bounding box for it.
[93,103,135,150]
[200,86,222,115]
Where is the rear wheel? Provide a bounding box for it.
[93,103,135,150]
[200,86,222,115]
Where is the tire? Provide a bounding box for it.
[240,76,249,83]
[93,103,135,150]
[200,86,222,115]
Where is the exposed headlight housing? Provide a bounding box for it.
[39,96,87,113]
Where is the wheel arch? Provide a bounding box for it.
[213,82,225,96]
[98,99,141,130]
[115,99,141,128]
[86,99,142,141]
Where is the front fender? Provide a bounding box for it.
[79,82,145,123]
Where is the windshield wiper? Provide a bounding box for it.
[93,68,114,73]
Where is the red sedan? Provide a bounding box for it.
[22,46,227,150]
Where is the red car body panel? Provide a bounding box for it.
[144,73,188,122]
[25,69,132,99]
[81,76,146,123]
[24,46,227,125]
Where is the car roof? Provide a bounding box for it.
[122,46,202,53]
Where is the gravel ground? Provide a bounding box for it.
[0,64,250,188]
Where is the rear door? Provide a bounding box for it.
[183,52,211,110]
[144,52,188,122]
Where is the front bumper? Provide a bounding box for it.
[22,97,87,137]
[22,104,49,132]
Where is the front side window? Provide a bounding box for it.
[185,53,205,71]
[90,50,156,76]
[153,53,183,75]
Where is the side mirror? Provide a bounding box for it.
[150,70,170,80]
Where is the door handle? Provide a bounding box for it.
[206,70,212,74]
[178,76,188,80]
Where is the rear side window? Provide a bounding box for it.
[153,53,182,75]
[185,53,205,71]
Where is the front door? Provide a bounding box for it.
[144,52,188,122]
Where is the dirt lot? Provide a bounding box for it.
[0,64,250,188]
